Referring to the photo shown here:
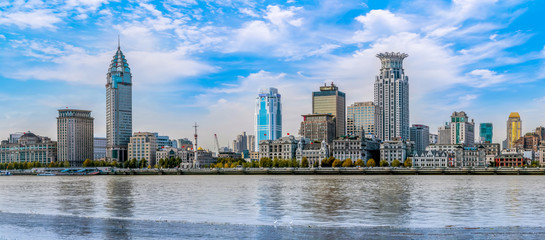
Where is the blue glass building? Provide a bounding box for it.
[480,123,493,143]
[255,88,282,151]
[106,44,132,162]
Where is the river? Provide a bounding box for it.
[1,175,545,239]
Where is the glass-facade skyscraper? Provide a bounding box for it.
[255,88,282,151]
[374,52,409,141]
[106,44,132,162]
[507,112,521,149]
[480,123,493,143]
[347,101,374,137]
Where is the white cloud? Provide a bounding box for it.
[0,10,62,29]
[468,69,506,88]
[352,10,412,43]
[239,8,260,17]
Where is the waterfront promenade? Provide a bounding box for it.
[8,167,545,175]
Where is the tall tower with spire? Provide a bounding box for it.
[374,52,410,141]
[106,40,132,162]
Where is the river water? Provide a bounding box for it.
[1,175,545,239]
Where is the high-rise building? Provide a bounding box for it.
[255,88,282,151]
[154,134,172,149]
[312,83,346,138]
[438,124,451,144]
[410,124,429,154]
[57,109,94,166]
[176,138,193,150]
[233,132,248,153]
[94,137,107,160]
[247,135,256,152]
[507,112,522,149]
[128,132,158,167]
[347,101,375,137]
[479,123,493,143]
[106,44,132,163]
[535,126,545,141]
[374,52,410,141]
[299,113,336,144]
[449,111,475,147]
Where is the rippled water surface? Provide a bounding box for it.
[0,175,543,228]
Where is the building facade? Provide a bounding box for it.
[255,88,282,151]
[258,136,298,160]
[346,101,375,137]
[507,112,522,149]
[57,109,94,166]
[413,151,450,168]
[106,45,133,162]
[480,123,493,143]
[312,83,346,138]
[494,153,524,167]
[155,134,173,149]
[449,111,475,147]
[438,124,451,144]
[332,136,380,165]
[299,113,336,144]
[233,132,248,153]
[247,135,256,152]
[452,146,486,167]
[128,132,158,167]
[410,124,429,154]
[380,139,413,165]
[295,139,329,167]
[94,137,107,160]
[374,52,410,141]
[429,133,438,145]
[0,132,57,165]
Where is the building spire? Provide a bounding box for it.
[117,34,120,50]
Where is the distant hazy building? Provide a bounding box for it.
[155,134,172,149]
[410,124,429,154]
[299,113,336,144]
[176,138,193,150]
[0,132,57,165]
[94,137,107,160]
[507,112,522,149]
[438,124,451,144]
[247,135,256,152]
[106,44,132,162]
[535,127,545,141]
[449,111,475,147]
[233,132,248,153]
[8,132,24,144]
[374,52,410,141]
[128,132,158,167]
[255,88,282,151]
[346,101,375,137]
[429,133,438,145]
[313,83,346,138]
[57,109,94,166]
[479,123,493,143]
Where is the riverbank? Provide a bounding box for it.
[6,167,545,175]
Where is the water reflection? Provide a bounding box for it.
[55,177,96,238]
[105,177,134,218]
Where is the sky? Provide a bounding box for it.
[1,0,545,150]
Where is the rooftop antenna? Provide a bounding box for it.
[117,34,120,49]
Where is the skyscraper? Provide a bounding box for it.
[255,88,282,151]
[507,112,522,149]
[233,132,248,153]
[312,83,346,138]
[374,52,410,141]
[410,124,429,153]
[347,101,375,137]
[106,43,132,162]
[438,123,451,144]
[57,109,94,166]
[299,113,336,144]
[480,123,493,143]
[449,111,475,147]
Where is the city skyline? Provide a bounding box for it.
[1,1,545,149]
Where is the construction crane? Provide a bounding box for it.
[214,134,221,156]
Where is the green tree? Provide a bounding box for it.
[380,160,389,167]
[128,158,137,168]
[140,158,148,168]
[391,159,401,167]
[332,159,341,167]
[531,161,540,168]
[260,157,271,168]
[63,161,70,168]
[301,157,309,168]
[355,159,364,167]
[82,159,93,167]
[158,159,165,168]
[366,159,376,167]
[342,159,353,167]
[404,158,412,168]
[322,156,335,167]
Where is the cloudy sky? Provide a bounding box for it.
[1,0,544,149]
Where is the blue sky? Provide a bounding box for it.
[1,0,545,149]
